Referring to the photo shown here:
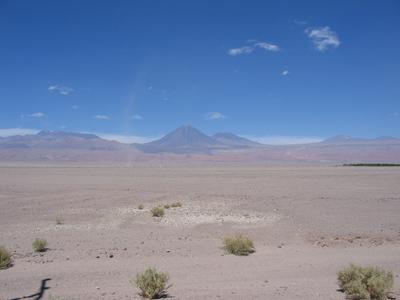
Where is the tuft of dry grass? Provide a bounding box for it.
[32,238,48,252]
[138,204,144,210]
[132,267,170,299]
[223,235,255,256]
[0,246,12,270]
[170,202,182,208]
[56,217,64,225]
[151,207,165,217]
[338,264,394,300]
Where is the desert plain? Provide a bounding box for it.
[0,163,399,299]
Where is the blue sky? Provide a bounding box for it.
[0,0,399,144]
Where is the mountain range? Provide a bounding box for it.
[0,125,399,163]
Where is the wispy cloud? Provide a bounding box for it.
[131,114,143,120]
[48,84,74,95]
[254,42,280,52]
[205,112,227,120]
[0,128,40,137]
[294,19,307,26]
[27,112,45,118]
[93,115,110,120]
[228,41,280,56]
[281,70,289,76]
[245,135,324,145]
[228,46,254,56]
[305,26,340,52]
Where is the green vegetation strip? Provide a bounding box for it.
[343,163,400,167]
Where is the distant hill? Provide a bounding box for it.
[134,125,224,153]
[0,130,136,161]
[0,130,125,150]
[0,128,399,162]
[134,126,263,153]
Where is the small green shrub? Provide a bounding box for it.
[0,246,12,269]
[163,204,170,209]
[151,207,165,217]
[338,264,394,300]
[32,238,48,252]
[132,267,170,299]
[223,235,255,256]
[170,202,182,208]
[138,204,144,210]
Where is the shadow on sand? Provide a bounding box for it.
[10,278,51,300]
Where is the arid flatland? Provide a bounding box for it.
[0,163,399,299]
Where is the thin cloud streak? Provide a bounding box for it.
[228,41,280,56]
[205,112,227,120]
[131,114,143,120]
[245,135,324,145]
[93,115,110,120]
[48,85,74,95]
[27,112,45,118]
[95,133,160,144]
[0,128,40,137]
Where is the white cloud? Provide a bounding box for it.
[27,112,45,118]
[95,133,160,144]
[254,42,280,52]
[245,135,323,145]
[48,85,74,95]
[305,26,340,52]
[93,115,110,120]
[228,46,254,56]
[0,128,40,137]
[71,105,78,110]
[205,112,227,120]
[131,114,143,120]
[281,70,289,76]
[228,41,280,56]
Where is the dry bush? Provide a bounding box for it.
[132,267,170,299]
[56,217,64,225]
[338,264,394,300]
[170,202,182,208]
[32,238,48,252]
[163,204,170,209]
[151,207,165,217]
[138,204,144,210]
[223,235,255,256]
[0,246,12,269]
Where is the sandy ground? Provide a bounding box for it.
[0,163,399,299]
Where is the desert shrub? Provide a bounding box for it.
[132,267,170,299]
[170,202,182,208]
[151,207,165,217]
[0,246,12,269]
[338,264,394,300]
[138,204,144,210]
[163,204,170,209]
[32,238,48,252]
[56,217,64,225]
[223,235,255,256]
